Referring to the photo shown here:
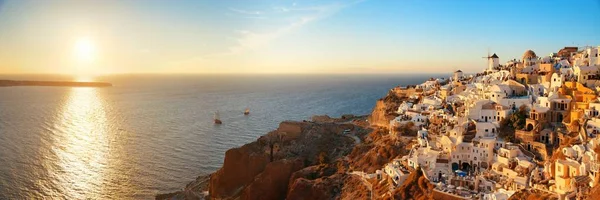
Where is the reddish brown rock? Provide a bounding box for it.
[391,168,434,200]
[207,120,358,200]
[275,121,305,141]
[348,129,410,173]
[287,174,345,200]
[369,100,392,128]
[508,189,557,200]
[369,92,405,129]
[240,158,304,200]
[208,144,269,199]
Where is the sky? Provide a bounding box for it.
[0,0,599,75]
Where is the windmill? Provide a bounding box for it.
[482,48,499,71]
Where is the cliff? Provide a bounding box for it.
[391,168,434,200]
[507,189,557,200]
[287,165,346,200]
[206,119,363,200]
[368,91,406,129]
[158,89,420,200]
[347,128,412,173]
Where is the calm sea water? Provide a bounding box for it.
[0,74,438,199]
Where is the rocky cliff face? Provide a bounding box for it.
[206,120,362,200]
[209,143,270,199]
[507,189,557,200]
[348,128,411,173]
[391,168,434,200]
[287,174,347,200]
[369,100,391,128]
[240,158,304,200]
[368,91,406,129]
[158,92,418,200]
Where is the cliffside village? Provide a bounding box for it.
[358,46,600,200]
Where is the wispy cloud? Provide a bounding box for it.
[272,6,290,12]
[242,16,267,20]
[229,7,262,15]
[172,1,365,67]
[230,1,365,52]
[229,3,343,53]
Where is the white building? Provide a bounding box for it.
[550,73,565,91]
[488,53,500,71]
[522,50,538,72]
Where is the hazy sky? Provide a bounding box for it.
[0,0,599,74]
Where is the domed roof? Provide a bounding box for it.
[522,50,537,59]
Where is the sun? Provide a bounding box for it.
[74,37,96,63]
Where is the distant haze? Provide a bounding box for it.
[0,0,599,75]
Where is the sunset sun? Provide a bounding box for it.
[74,37,96,63]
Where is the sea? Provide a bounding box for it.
[0,74,441,199]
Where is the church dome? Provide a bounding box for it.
[522,50,537,60]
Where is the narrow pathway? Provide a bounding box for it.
[346,134,361,145]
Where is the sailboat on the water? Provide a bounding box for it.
[244,108,250,115]
[214,111,222,124]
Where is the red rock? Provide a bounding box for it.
[207,120,356,200]
[369,100,391,128]
[287,178,329,200]
[209,144,269,199]
[240,158,304,200]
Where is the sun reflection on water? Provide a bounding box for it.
[52,87,109,198]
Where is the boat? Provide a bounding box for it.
[244,108,250,115]
[214,111,222,124]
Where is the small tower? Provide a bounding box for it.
[522,50,537,67]
[454,70,463,82]
[483,52,500,71]
[489,53,499,70]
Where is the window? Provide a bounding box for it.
[485,129,488,132]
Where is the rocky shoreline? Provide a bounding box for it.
[156,102,420,200]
